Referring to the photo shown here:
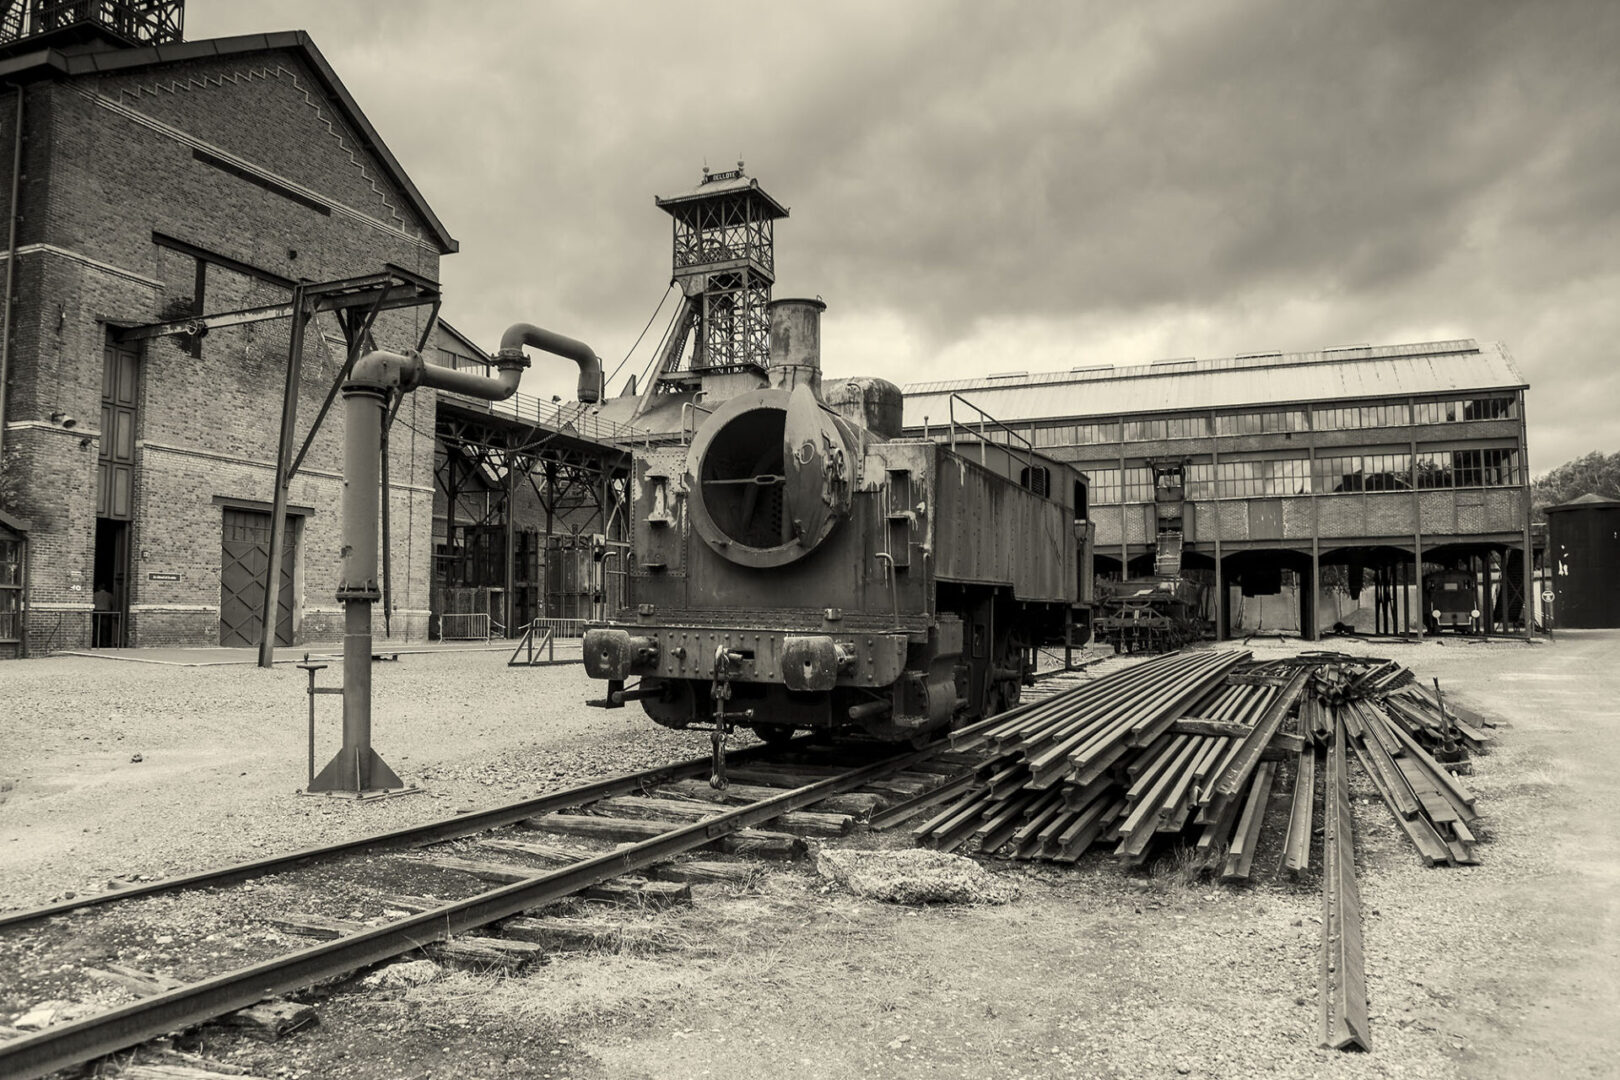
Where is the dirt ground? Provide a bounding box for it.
[2,632,1617,1080]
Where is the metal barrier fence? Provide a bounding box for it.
[531,617,587,640]
[437,612,494,641]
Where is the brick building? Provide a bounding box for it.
[903,340,1534,640]
[0,24,455,655]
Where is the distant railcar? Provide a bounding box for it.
[1424,569,1479,634]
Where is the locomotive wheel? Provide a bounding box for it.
[751,722,798,747]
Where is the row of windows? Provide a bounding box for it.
[1032,421,1122,447]
[1309,404,1412,431]
[1087,467,1155,505]
[1019,395,1518,447]
[1214,410,1310,436]
[1123,416,1210,441]
[1086,449,1522,503]
[1412,397,1517,424]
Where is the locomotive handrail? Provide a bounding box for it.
[946,393,1037,478]
[680,400,714,445]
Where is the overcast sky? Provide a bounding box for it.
[188,1,1618,474]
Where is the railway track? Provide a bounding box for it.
[0,735,1014,1078]
[0,659,1125,1080]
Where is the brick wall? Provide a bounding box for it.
[2,50,446,653]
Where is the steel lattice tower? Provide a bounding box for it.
[0,0,184,46]
[654,163,788,376]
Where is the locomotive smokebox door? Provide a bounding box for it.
[782,383,850,547]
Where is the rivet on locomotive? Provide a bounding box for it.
[583,298,1094,770]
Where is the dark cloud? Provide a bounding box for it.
[187,0,1620,470]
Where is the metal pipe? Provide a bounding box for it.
[0,84,21,475]
[497,322,603,403]
[314,323,598,792]
[308,377,404,793]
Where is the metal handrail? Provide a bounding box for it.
[681,399,714,446]
[947,393,1037,478]
[437,377,651,445]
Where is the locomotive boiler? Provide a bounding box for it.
[584,299,1092,749]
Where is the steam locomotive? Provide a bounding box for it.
[583,299,1092,748]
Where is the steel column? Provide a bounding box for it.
[1413,535,1423,638]
[258,286,309,668]
[503,450,517,635]
[1309,543,1321,643]
[1520,393,1534,640]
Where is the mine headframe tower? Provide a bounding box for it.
[635,164,788,410]
[0,0,184,46]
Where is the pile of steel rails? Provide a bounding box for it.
[898,648,1491,1052]
[913,649,1487,875]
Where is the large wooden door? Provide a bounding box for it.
[97,342,139,519]
[219,508,295,647]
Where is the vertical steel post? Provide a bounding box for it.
[379,396,393,637]
[1413,535,1423,638]
[1309,543,1321,643]
[259,285,308,668]
[503,451,517,635]
[0,84,23,476]
[1519,392,1534,640]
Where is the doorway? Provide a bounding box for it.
[91,518,128,647]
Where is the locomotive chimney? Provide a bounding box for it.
[769,298,826,393]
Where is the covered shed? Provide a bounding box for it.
[1546,493,1620,628]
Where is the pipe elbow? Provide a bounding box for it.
[498,322,604,404]
[346,350,422,391]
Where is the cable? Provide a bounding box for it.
[604,284,675,389]
[629,293,685,397]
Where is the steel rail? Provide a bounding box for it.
[0,741,947,1080]
[0,741,803,932]
[1320,718,1371,1051]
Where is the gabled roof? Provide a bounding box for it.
[0,30,457,253]
[433,319,493,362]
[902,340,1527,426]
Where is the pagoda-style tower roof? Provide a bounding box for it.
[646,164,787,378]
[654,168,790,218]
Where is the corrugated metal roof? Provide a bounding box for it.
[902,340,1526,426]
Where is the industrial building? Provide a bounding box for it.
[0,6,628,658]
[0,5,1542,660]
[903,340,1534,641]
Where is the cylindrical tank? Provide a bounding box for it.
[823,376,904,441]
[1546,493,1620,628]
[768,298,825,392]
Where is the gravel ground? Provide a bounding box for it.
[1,633,1616,1080]
[0,652,699,910]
